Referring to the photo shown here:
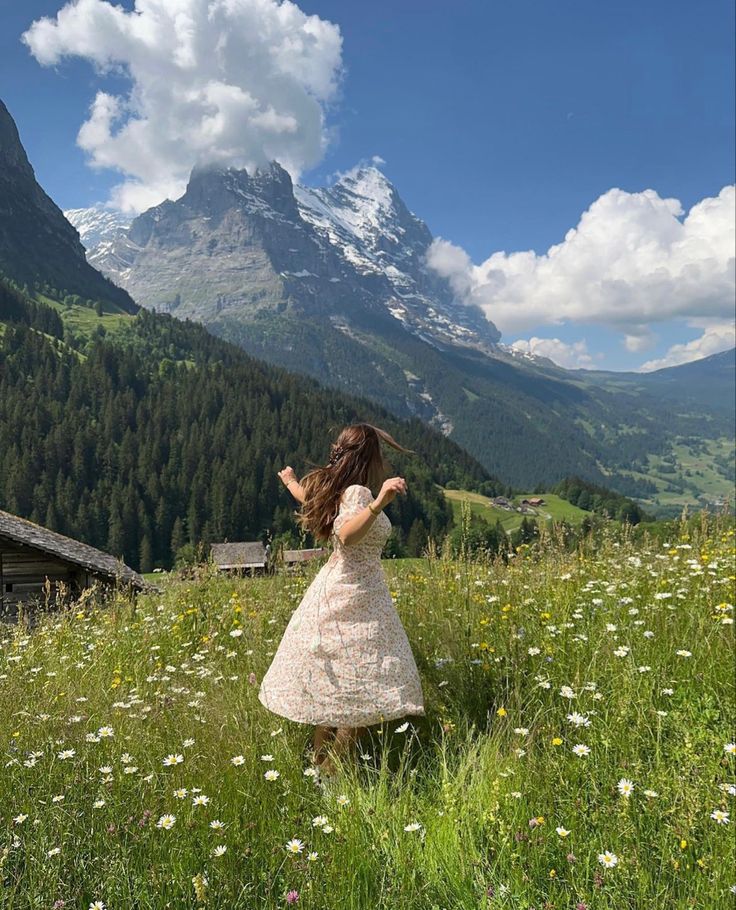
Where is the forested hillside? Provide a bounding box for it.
[0,282,499,570]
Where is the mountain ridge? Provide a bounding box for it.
[0,99,137,314]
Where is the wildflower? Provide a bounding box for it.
[260,754,274,761]
[567,712,591,727]
[57,749,75,760]
[598,851,619,868]
[307,851,319,862]
[211,844,227,857]
[675,649,692,658]
[404,822,422,832]
[394,722,409,733]
[710,809,730,824]
[47,847,61,856]
[572,744,591,757]
[264,769,280,781]
[162,754,184,766]
[312,815,329,827]
[336,794,350,806]
[192,795,210,807]
[617,778,635,798]
[209,820,225,830]
[285,838,305,854]
[156,814,176,830]
[97,726,114,738]
[724,743,736,756]
[192,873,208,902]
[231,755,245,765]
[89,903,106,910]
[556,827,570,837]
[173,788,188,799]
[286,891,299,905]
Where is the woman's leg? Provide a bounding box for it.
[323,725,367,772]
[313,725,336,765]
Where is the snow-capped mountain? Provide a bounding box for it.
[65,162,500,356]
[64,204,131,253]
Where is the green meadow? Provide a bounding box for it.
[442,488,590,532]
[1,517,734,909]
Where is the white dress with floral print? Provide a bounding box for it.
[258,484,425,727]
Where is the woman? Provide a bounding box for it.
[257,422,425,777]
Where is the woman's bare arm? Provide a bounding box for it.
[286,480,306,504]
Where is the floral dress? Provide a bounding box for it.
[258,484,425,727]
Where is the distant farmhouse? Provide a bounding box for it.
[211,541,270,576]
[521,497,546,507]
[0,509,145,620]
[492,496,514,510]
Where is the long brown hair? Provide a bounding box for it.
[296,423,415,541]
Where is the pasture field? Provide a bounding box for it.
[1,517,734,909]
[442,488,590,532]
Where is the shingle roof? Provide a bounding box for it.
[0,509,146,590]
[282,548,327,563]
[211,542,267,568]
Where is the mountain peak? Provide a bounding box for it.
[0,98,34,177]
[183,159,297,218]
[331,164,396,209]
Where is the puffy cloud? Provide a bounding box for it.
[427,185,736,341]
[23,0,343,212]
[638,320,735,372]
[510,336,600,370]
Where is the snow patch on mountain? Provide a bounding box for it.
[65,205,131,251]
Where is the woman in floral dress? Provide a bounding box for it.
[258,422,425,775]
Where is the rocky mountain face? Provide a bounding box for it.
[68,161,501,355]
[0,99,136,313]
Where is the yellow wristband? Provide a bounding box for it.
[367,501,380,516]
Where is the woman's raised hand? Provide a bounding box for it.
[376,476,407,508]
[278,466,298,487]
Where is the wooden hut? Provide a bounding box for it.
[281,547,327,573]
[0,509,146,620]
[211,542,269,576]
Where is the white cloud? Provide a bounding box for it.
[638,320,735,371]
[427,185,736,341]
[510,336,600,370]
[23,0,343,213]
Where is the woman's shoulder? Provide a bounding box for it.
[340,483,372,501]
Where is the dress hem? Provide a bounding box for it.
[258,691,425,728]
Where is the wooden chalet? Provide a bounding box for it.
[281,547,327,572]
[211,542,269,576]
[0,509,146,620]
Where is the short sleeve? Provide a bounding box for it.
[332,485,373,534]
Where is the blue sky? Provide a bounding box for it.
[2,0,734,371]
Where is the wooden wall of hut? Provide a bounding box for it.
[0,537,89,619]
